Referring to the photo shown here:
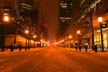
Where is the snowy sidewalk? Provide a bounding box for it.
[0,48,42,55]
[65,47,108,56]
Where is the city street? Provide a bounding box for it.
[1,0,108,72]
[0,47,108,72]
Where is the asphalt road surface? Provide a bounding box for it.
[0,47,108,72]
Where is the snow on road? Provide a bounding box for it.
[0,47,108,72]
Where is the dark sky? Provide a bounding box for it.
[38,0,59,43]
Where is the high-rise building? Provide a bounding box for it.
[59,0,73,36]
[0,0,39,48]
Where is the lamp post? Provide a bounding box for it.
[33,35,36,48]
[77,30,81,51]
[1,13,10,52]
[98,17,104,52]
[68,35,72,48]
[25,29,29,50]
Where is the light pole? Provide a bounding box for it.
[98,17,104,52]
[1,13,10,52]
[68,35,72,48]
[25,29,29,50]
[33,35,36,48]
[77,30,81,51]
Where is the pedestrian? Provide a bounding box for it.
[94,45,97,52]
[75,46,78,51]
[19,44,22,51]
[85,45,88,52]
[10,44,13,52]
[79,45,81,51]
[85,43,88,52]
[75,43,78,51]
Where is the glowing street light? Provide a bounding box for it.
[4,15,9,22]
[24,29,29,50]
[33,35,37,39]
[68,35,72,39]
[98,17,102,23]
[3,14,10,22]
[25,30,29,34]
[33,35,37,48]
[98,17,104,52]
[77,30,81,35]
[68,35,72,48]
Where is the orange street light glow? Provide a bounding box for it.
[77,30,81,35]
[98,17,103,23]
[25,30,29,34]
[3,15,10,22]
[33,35,37,38]
[68,35,72,39]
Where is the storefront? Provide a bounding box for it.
[94,28,108,50]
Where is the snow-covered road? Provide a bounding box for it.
[0,47,108,72]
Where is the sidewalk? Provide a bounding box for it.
[0,48,41,55]
[65,47,108,56]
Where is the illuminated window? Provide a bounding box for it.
[70,3,72,5]
[65,17,71,20]
[81,15,85,19]
[64,3,67,5]
[60,17,71,20]
[62,19,65,22]
[60,2,68,8]
[60,3,63,6]
[60,17,64,19]
[61,5,67,8]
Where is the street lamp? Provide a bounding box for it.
[77,30,81,35]
[25,30,29,34]
[1,13,10,52]
[33,35,36,48]
[33,35,36,38]
[76,30,81,51]
[68,35,72,48]
[98,17,104,52]
[3,13,10,22]
[98,17,102,23]
[68,35,72,39]
[25,29,29,50]
[3,15,9,22]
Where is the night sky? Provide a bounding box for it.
[38,0,59,43]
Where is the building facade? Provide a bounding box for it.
[0,0,39,50]
[58,0,73,36]
[61,0,108,50]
